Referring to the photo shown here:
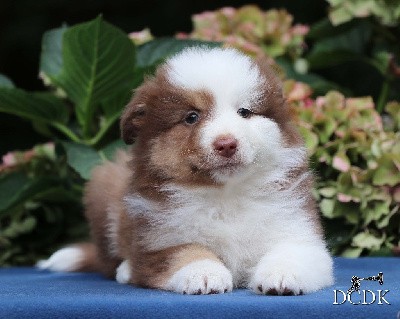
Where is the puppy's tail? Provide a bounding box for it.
[36,243,99,272]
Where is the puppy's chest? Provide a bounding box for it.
[155,193,288,263]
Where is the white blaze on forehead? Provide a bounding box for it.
[167,47,264,108]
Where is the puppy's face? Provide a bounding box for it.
[121,48,301,185]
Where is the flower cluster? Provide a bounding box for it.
[128,28,154,46]
[327,0,400,26]
[287,86,400,256]
[177,5,309,60]
[0,143,55,173]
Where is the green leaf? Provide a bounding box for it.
[87,90,131,146]
[276,57,351,95]
[40,25,68,82]
[0,172,59,215]
[306,22,372,69]
[62,140,126,179]
[307,17,357,40]
[320,198,335,218]
[46,16,136,136]
[329,5,353,26]
[352,232,385,250]
[2,217,37,238]
[363,201,391,226]
[298,126,319,153]
[100,89,131,120]
[385,102,400,130]
[342,247,363,257]
[0,74,14,88]
[0,88,69,124]
[308,50,361,70]
[136,38,221,69]
[319,187,337,198]
[372,159,400,186]
[62,142,102,180]
[99,139,127,161]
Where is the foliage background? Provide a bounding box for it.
[0,0,325,155]
[0,0,399,265]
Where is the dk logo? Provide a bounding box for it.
[333,272,391,305]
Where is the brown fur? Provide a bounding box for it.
[82,151,130,277]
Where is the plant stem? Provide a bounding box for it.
[376,79,390,114]
[51,123,81,143]
[86,113,120,147]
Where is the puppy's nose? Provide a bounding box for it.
[213,136,238,158]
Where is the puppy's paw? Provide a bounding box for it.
[116,260,131,284]
[250,270,304,295]
[165,259,233,295]
[249,245,334,295]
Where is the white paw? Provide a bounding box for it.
[165,259,233,295]
[249,244,334,295]
[36,247,83,272]
[116,260,131,284]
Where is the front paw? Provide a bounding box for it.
[165,259,233,295]
[250,270,304,295]
[116,260,131,284]
[249,246,333,295]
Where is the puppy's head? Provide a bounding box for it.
[121,47,302,185]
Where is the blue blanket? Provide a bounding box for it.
[0,257,398,319]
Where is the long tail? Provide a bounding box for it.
[36,243,99,272]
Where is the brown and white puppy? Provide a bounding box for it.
[38,47,333,295]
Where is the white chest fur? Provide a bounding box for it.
[125,164,319,285]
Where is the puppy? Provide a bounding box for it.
[38,47,334,295]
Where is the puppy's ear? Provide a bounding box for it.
[120,99,146,144]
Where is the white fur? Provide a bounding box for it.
[249,243,334,295]
[106,205,120,257]
[124,147,331,286]
[167,47,264,106]
[201,111,283,183]
[116,260,131,284]
[165,259,233,294]
[36,247,83,272]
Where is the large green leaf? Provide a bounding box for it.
[43,16,136,135]
[306,21,372,70]
[0,172,59,215]
[100,88,131,120]
[40,25,68,84]
[0,88,68,124]
[307,50,361,70]
[276,57,351,95]
[0,74,14,88]
[99,139,127,161]
[136,38,221,69]
[63,140,127,179]
[62,142,103,180]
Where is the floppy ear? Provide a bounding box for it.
[120,99,147,145]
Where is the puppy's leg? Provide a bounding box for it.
[135,244,233,295]
[249,242,333,295]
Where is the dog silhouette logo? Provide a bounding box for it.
[347,272,384,294]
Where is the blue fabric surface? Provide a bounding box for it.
[0,258,398,319]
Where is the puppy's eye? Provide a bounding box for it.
[237,108,252,118]
[185,111,200,125]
